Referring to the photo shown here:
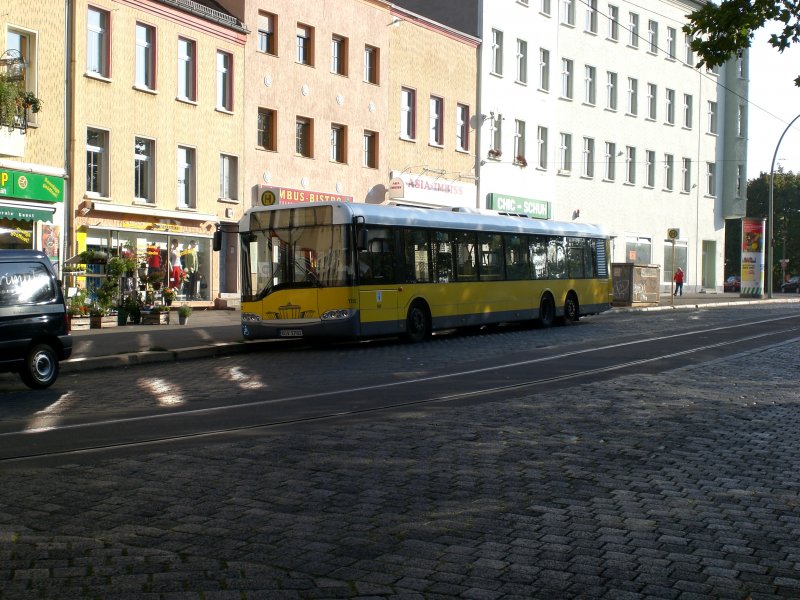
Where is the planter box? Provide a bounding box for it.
[90,315,118,329]
[69,316,91,331]
[141,311,170,325]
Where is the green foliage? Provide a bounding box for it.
[0,73,43,128]
[178,304,193,318]
[684,1,800,86]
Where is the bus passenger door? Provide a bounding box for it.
[357,230,401,336]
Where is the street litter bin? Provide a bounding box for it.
[612,263,660,307]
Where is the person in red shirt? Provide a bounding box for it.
[674,267,684,296]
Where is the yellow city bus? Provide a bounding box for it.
[237,201,612,342]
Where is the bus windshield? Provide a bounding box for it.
[241,224,352,301]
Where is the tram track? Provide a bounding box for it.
[1,314,799,466]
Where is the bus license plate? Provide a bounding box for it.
[280,329,303,337]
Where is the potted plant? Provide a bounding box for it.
[163,287,176,306]
[487,148,502,159]
[124,294,143,325]
[178,304,192,325]
[89,303,117,329]
[142,304,170,325]
[515,154,528,167]
[66,289,91,330]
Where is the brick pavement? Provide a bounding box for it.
[1,320,800,598]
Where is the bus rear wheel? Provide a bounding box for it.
[404,302,431,343]
[538,295,555,328]
[562,293,580,324]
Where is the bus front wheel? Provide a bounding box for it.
[404,302,431,343]
[562,293,580,324]
[538,295,555,328]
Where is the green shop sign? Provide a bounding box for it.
[0,169,64,203]
[488,193,550,219]
[0,204,54,222]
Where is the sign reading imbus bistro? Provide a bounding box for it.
[488,193,550,219]
[0,169,64,203]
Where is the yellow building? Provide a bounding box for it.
[231,0,392,209]
[386,6,479,208]
[0,2,68,258]
[69,0,247,305]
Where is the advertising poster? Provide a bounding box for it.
[740,218,766,297]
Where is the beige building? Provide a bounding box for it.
[226,0,391,211]
[69,0,247,305]
[385,6,480,209]
[0,2,68,259]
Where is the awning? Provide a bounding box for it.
[0,204,54,222]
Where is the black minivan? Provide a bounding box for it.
[0,250,72,389]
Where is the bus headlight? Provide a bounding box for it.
[241,312,262,323]
[321,309,353,321]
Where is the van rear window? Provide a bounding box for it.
[0,262,56,306]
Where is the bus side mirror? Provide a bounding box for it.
[356,228,368,251]
[212,230,222,252]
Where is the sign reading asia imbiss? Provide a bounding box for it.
[488,193,550,219]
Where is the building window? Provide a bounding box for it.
[664,154,674,191]
[400,87,416,140]
[629,13,639,47]
[86,128,108,197]
[177,37,196,102]
[684,32,694,65]
[584,65,596,105]
[296,117,313,157]
[456,104,469,151]
[330,124,346,163]
[737,165,744,197]
[539,48,550,91]
[608,5,619,41]
[647,83,657,120]
[429,96,444,146]
[364,45,379,84]
[331,35,347,75]
[220,154,238,200]
[363,130,378,168]
[135,23,155,90]
[604,141,616,181]
[682,157,692,192]
[134,137,154,202]
[516,39,528,84]
[257,108,276,151]
[177,146,196,208]
[708,101,718,134]
[537,126,548,169]
[491,114,503,153]
[585,0,598,33]
[645,150,655,187]
[665,88,675,125]
[491,29,503,75]
[561,57,573,99]
[296,24,314,66]
[625,146,636,184]
[706,162,716,195]
[514,120,526,163]
[6,29,38,124]
[647,20,658,54]
[87,6,110,77]
[583,136,594,178]
[541,0,551,16]
[561,0,575,26]
[606,71,617,110]
[627,77,638,116]
[216,50,233,111]
[683,94,693,128]
[559,132,572,172]
[667,27,676,59]
[738,104,746,137]
[257,12,276,55]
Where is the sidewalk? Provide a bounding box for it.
[61,292,800,374]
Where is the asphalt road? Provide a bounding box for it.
[1,303,800,599]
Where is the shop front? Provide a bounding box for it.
[0,168,65,261]
[486,193,551,219]
[386,171,477,209]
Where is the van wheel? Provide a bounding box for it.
[20,344,59,389]
[538,295,555,328]
[404,302,431,343]
[563,293,580,324]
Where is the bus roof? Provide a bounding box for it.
[242,201,610,238]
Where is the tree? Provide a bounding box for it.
[745,169,800,286]
[684,0,800,86]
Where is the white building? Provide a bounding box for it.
[393,0,748,292]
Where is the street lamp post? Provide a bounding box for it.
[768,113,800,298]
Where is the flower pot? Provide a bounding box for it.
[178,314,189,325]
[141,311,170,325]
[117,309,129,326]
[90,315,118,329]
[69,316,91,331]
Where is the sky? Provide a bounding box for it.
[746,27,800,180]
